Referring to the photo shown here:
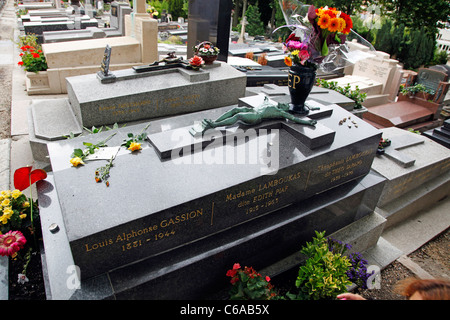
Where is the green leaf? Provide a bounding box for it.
[72,149,83,157]
[321,41,329,56]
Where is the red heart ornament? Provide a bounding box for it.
[13,166,47,191]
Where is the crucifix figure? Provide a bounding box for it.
[189,96,318,137]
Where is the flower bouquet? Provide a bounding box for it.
[276,1,353,114]
[193,41,220,65]
[0,167,47,284]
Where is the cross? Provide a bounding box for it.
[378,133,425,168]
[147,95,335,160]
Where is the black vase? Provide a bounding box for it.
[288,65,316,114]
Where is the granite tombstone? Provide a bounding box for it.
[41,90,382,284]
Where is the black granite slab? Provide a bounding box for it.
[38,170,385,299]
[46,101,381,280]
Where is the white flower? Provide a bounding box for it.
[17,273,29,284]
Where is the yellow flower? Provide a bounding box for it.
[291,50,299,56]
[70,157,85,167]
[3,208,13,216]
[1,190,11,198]
[11,189,22,199]
[20,214,27,219]
[23,201,30,208]
[1,199,10,207]
[128,142,142,152]
[0,215,8,224]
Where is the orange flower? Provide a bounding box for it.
[328,17,341,32]
[317,14,331,30]
[284,56,292,67]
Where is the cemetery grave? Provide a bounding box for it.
[23,0,158,95]
[363,68,450,132]
[4,0,449,301]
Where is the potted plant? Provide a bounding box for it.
[286,231,352,300]
[278,2,353,114]
[18,45,48,73]
[400,83,435,101]
[193,41,220,65]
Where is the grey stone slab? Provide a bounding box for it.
[382,133,425,168]
[0,256,7,300]
[371,127,450,207]
[45,102,381,280]
[66,61,247,127]
[31,99,82,141]
[0,139,11,191]
[38,174,114,300]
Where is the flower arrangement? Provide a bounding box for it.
[193,41,220,65]
[279,1,353,71]
[0,189,35,237]
[18,45,48,73]
[193,41,220,56]
[0,167,47,285]
[226,263,278,300]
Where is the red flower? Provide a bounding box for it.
[265,276,271,282]
[340,12,353,34]
[286,32,300,42]
[20,46,26,51]
[0,231,27,256]
[189,55,204,68]
[32,53,40,58]
[18,61,23,66]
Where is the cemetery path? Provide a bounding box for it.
[0,0,14,139]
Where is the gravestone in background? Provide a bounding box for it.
[187,0,232,62]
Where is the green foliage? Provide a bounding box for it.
[245,3,265,37]
[290,231,352,300]
[350,15,375,44]
[374,18,393,54]
[400,29,435,70]
[400,83,435,96]
[168,0,187,19]
[316,79,367,109]
[430,50,449,67]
